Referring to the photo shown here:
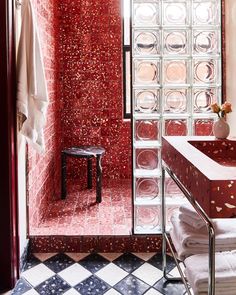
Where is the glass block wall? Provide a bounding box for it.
[132,0,222,234]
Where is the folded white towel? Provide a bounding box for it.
[184,251,236,295]
[179,212,205,229]
[179,203,201,220]
[170,212,236,260]
[179,203,205,229]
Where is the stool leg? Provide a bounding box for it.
[61,153,67,199]
[96,155,102,203]
[87,158,92,189]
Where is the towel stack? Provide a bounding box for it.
[169,203,236,294]
[184,251,236,295]
[170,204,236,260]
[178,203,205,229]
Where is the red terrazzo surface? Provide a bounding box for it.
[27,0,62,228]
[27,0,131,229]
[26,0,226,244]
[30,179,132,236]
[58,0,131,180]
[162,136,236,218]
[29,235,163,253]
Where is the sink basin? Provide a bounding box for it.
[162,136,236,218]
[188,140,236,167]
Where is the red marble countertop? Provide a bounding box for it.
[163,136,236,180]
[162,136,236,218]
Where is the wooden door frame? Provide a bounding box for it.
[0,0,19,291]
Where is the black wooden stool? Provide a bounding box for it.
[61,146,105,203]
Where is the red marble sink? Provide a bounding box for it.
[162,136,236,218]
[188,140,236,167]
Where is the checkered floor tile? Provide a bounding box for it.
[12,252,188,295]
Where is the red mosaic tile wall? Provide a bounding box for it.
[27,0,61,228]
[27,0,131,228]
[58,0,131,180]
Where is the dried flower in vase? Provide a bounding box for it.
[211,102,232,119]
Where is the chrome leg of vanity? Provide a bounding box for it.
[161,166,191,295]
[161,166,167,278]
[161,161,216,295]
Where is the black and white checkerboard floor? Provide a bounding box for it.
[12,252,189,295]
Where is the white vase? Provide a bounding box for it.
[213,118,230,139]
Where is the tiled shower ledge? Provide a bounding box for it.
[30,179,132,236]
[29,179,162,253]
[29,235,162,253]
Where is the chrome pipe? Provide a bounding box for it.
[164,233,192,295]
[161,167,167,278]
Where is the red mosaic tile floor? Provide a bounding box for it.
[30,179,132,236]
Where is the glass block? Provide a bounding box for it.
[193,59,218,84]
[194,118,214,136]
[135,148,160,171]
[193,2,219,26]
[165,177,184,199]
[133,3,159,27]
[134,30,160,55]
[134,60,160,84]
[164,89,188,114]
[135,206,161,232]
[164,60,188,84]
[135,120,160,141]
[163,2,188,25]
[134,89,160,113]
[135,177,160,201]
[193,88,218,113]
[164,119,188,136]
[193,30,218,55]
[164,30,188,55]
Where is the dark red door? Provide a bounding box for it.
[0,0,19,291]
